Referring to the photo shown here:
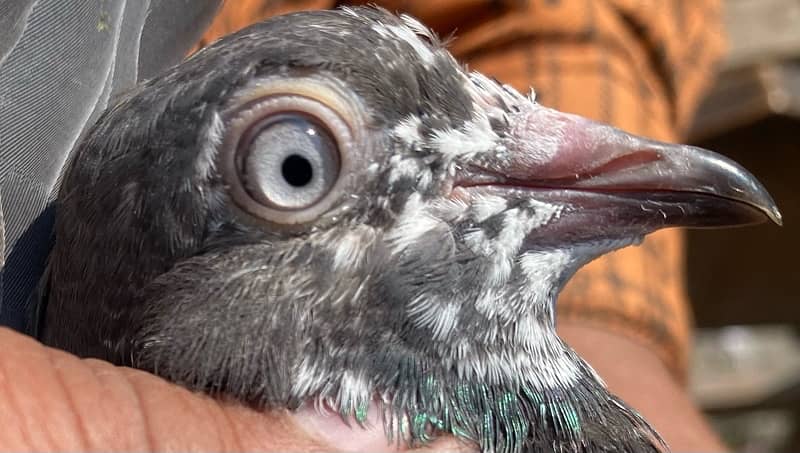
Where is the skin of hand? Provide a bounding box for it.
[0,324,726,452]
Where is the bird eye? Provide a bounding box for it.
[221,88,360,225]
[238,113,340,210]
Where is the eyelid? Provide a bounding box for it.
[229,76,362,124]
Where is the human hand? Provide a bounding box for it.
[0,328,464,452]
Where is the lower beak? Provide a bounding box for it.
[458,105,781,230]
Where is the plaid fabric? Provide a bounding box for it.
[197,0,726,381]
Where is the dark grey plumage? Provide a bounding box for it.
[38,7,780,453]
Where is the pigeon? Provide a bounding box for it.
[35,7,781,453]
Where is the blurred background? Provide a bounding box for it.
[687,0,800,450]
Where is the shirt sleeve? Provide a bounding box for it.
[199,0,726,382]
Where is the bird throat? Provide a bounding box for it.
[314,339,664,453]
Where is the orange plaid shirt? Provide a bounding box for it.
[197,0,725,382]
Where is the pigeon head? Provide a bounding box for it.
[40,7,780,453]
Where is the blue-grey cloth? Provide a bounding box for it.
[0,0,222,331]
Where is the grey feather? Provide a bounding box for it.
[0,0,36,67]
[138,0,221,81]
[0,0,221,330]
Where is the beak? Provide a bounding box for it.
[457,105,782,230]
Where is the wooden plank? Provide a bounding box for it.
[690,326,800,411]
[724,0,800,69]
[689,63,800,140]
[688,0,800,139]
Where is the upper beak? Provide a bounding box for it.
[458,104,782,229]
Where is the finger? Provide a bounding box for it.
[0,328,469,451]
[0,328,317,451]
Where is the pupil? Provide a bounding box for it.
[281,154,313,187]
